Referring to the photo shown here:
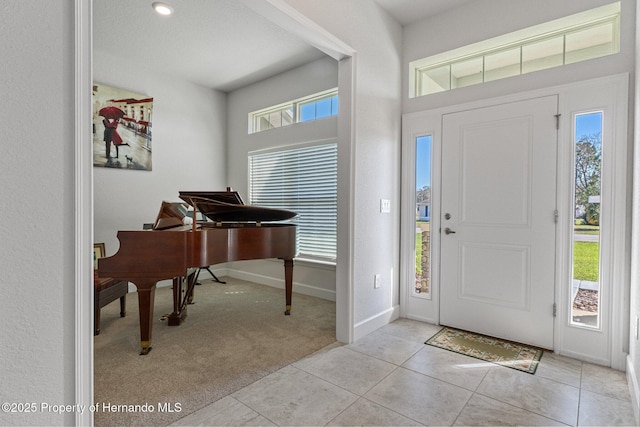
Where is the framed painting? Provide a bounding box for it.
[93,243,106,270]
[92,83,153,170]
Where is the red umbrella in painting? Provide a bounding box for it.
[99,106,125,120]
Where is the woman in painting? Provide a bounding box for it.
[103,118,123,159]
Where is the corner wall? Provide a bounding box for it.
[283,0,404,339]
[628,1,640,421]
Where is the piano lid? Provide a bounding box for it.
[179,190,244,205]
[179,189,297,223]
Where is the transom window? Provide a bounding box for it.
[410,2,620,98]
[249,89,338,134]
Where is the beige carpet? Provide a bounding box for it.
[94,277,336,426]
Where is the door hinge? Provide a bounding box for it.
[554,114,561,130]
[554,209,559,223]
[553,303,557,317]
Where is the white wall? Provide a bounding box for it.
[284,0,403,338]
[93,50,227,256]
[0,1,75,425]
[628,2,640,421]
[226,57,338,300]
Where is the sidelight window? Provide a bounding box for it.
[571,112,602,328]
[415,135,432,297]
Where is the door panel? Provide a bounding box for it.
[440,96,558,349]
[459,118,532,227]
[459,242,530,309]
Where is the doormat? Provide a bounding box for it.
[425,327,543,374]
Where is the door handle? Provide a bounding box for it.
[444,227,456,235]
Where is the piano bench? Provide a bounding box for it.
[94,273,128,336]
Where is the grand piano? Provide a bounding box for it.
[98,189,297,354]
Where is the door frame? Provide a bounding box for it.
[401,73,629,368]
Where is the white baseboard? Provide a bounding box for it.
[225,268,336,302]
[353,305,400,342]
[627,355,640,425]
[558,349,611,367]
[405,313,439,325]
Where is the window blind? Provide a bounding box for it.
[249,142,337,262]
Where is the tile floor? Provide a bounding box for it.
[172,319,636,426]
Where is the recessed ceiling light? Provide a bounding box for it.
[152,2,174,16]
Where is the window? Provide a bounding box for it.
[415,135,432,297]
[253,105,294,133]
[410,2,620,98]
[571,112,602,328]
[249,89,338,134]
[249,141,337,263]
[299,92,339,122]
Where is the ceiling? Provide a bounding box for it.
[374,0,476,26]
[93,0,474,92]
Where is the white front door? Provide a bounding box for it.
[440,96,558,349]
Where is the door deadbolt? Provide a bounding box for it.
[444,213,451,220]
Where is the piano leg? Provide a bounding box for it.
[167,276,186,326]
[136,282,157,355]
[284,258,293,315]
[168,272,197,325]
